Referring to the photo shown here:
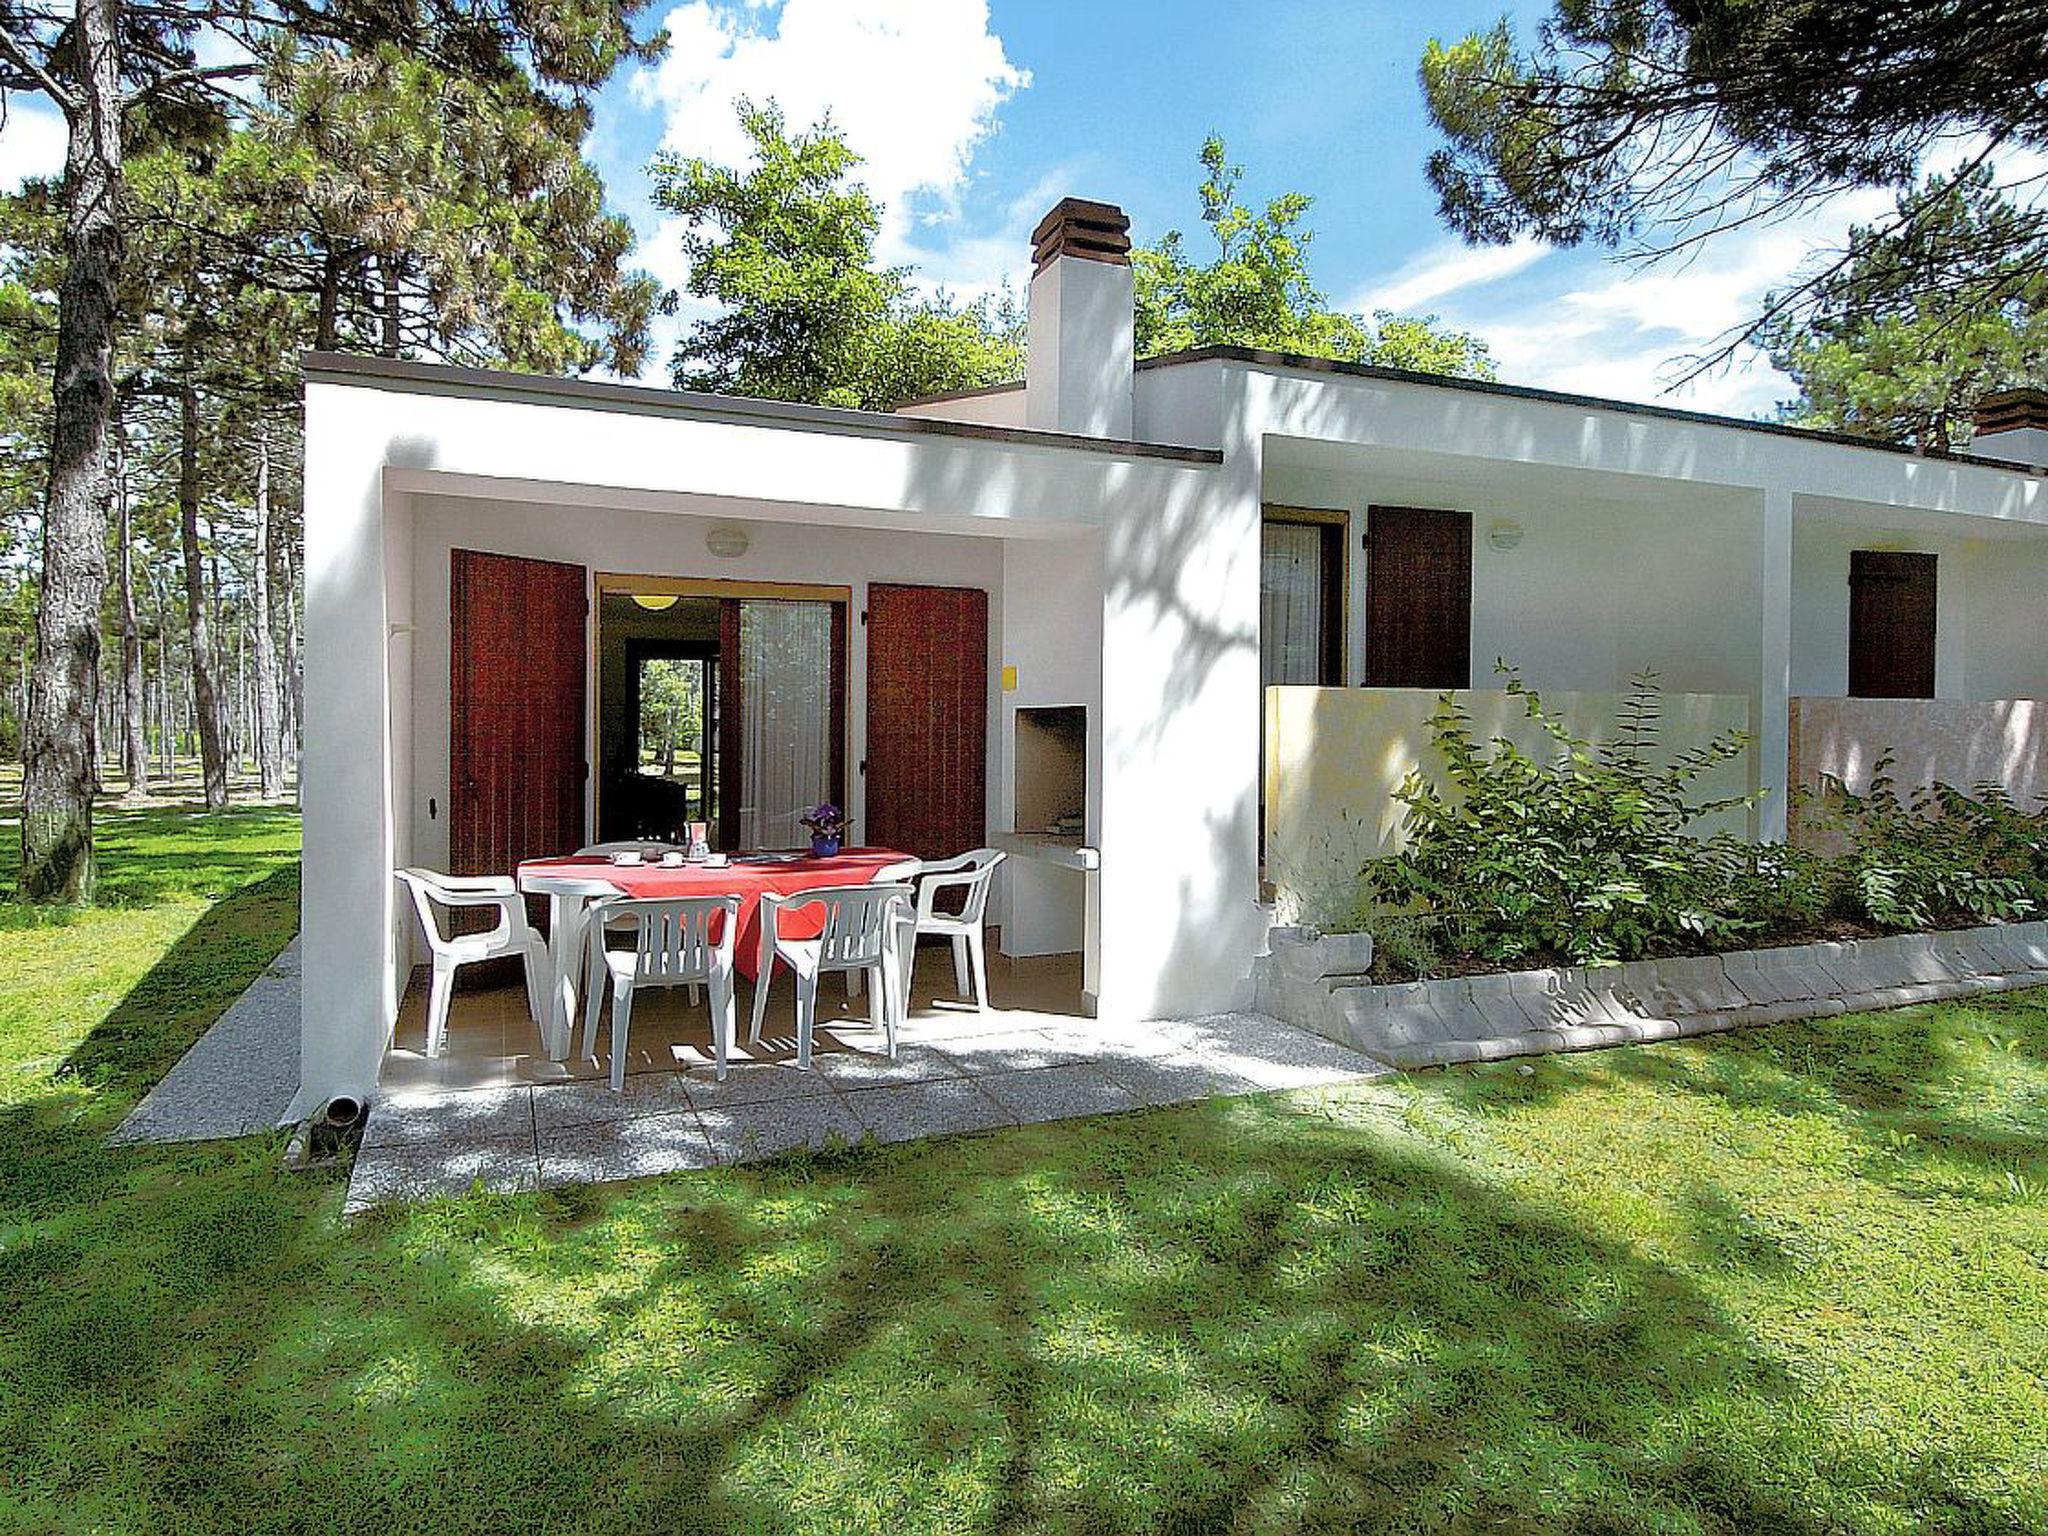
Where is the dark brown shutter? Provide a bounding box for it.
[864,583,988,859]
[1365,506,1472,688]
[449,549,587,882]
[1848,550,1937,699]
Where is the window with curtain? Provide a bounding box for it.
[737,600,835,848]
[1261,521,1331,687]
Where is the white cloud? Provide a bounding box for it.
[0,100,66,192]
[1430,185,1906,416]
[1352,236,1548,315]
[631,0,1028,271]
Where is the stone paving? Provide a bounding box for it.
[110,938,302,1144]
[345,1008,1385,1212]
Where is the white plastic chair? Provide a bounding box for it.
[847,858,922,1004]
[748,884,915,1068]
[909,849,1007,1012]
[575,841,699,1004]
[581,894,741,1091]
[394,868,550,1058]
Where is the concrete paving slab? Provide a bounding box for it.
[678,1059,842,1111]
[362,1085,535,1151]
[806,1041,963,1087]
[537,1111,719,1188]
[531,1072,697,1133]
[110,939,302,1145]
[934,1027,1099,1074]
[345,1135,539,1213]
[973,1062,1143,1123]
[1094,1049,1259,1106]
[842,1077,1016,1144]
[696,1093,870,1161]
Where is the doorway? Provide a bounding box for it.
[596,577,848,849]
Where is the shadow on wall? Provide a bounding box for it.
[1265,686,1754,929]
[1789,697,2048,846]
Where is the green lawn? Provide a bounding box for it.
[1,806,2044,1533]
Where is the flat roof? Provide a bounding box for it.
[1137,346,2048,476]
[300,352,1221,465]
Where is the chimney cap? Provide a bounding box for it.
[1974,387,2048,436]
[1031,197,1131,274]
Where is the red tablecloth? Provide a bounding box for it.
[517,848,913,978]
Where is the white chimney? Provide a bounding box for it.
[1025,198,1134,439]
[1970,388,2048,467]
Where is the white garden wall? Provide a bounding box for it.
[1264,685,1753,928]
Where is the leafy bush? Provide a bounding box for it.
[1814,758,2043,927]
[1370,670,1761,967]
[1361,673,2047,976]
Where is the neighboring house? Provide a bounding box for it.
[292,197,2048,1117]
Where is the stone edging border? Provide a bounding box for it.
[1250,921,2048,1070]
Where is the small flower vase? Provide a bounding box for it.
[810,833,842,858]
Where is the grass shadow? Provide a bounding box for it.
[58,864,301,1108]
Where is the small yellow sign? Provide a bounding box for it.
[1000,664,1018,692]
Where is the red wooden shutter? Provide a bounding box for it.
[1365,506,1472,688]
[865,584,988,859]
[1849,550,1937,698]
[449,549,588,880]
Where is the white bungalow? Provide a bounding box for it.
[291,196,2048,1117]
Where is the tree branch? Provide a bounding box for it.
[0,29,76,112]
[122,60,258,110]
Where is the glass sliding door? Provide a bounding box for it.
[734,599,840,848]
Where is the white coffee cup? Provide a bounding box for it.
[611,850,643,866]
[659,851,684,867]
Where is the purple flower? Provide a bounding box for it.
[799,802,848,835]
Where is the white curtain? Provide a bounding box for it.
[1261,523,1325,687]
[738,600,833,848]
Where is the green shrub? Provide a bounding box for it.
[1815,758,2043,927]
[1362,672,2048,976]
[1370,670,1760,967]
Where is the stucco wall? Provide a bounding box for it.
[1789,519,2048,701]
[1265,685,1754,928]
[997,534,1104,965]
[1788,696,2048,846]
[1257,460,1763,697]
[403,493,1013,882]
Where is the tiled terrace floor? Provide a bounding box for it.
[350,943,1382,1210]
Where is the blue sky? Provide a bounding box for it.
[0,0,1911,414]
[586,0,1855,415]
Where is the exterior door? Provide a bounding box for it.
[1849,550,1937,698]
[450,549,588,881]
[1261,512,1346,686]
[865,583,988,859]
[1366,506,1472,689]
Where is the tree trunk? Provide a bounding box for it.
[115,435,149,799]
[275,524,302,760]
[377,251,404,356]
[151,568,173,781]
[20,0,123,901]
[178,363,228,809]
[315,245,342,351]
[251,428,286,796]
